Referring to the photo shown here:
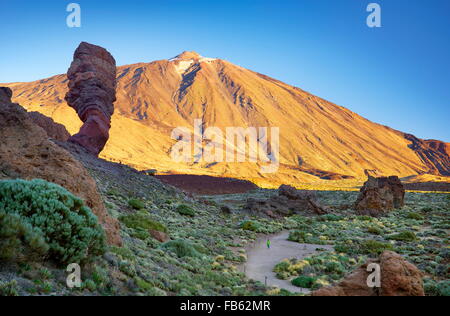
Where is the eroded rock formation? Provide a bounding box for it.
[355,176,405,216]
[65,42,117,156]
[404,134,450,176]
[244,184,327,218]
[312,251,424,296]
[0,87,121,246]
[0,87,12,103]
[28,111,71,141]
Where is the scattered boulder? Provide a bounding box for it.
[65,42,117,156]
[0,87,12,103]
[149,230,170,243]
[278,185,327,215]
[28,111,71,141]
[312,251,424,296]
[0,88,122,246]
[378,251,425,296]
[355,176,405,216]
[220,205,232,214]
[244,185,327,218]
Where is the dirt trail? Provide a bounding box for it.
[242,231,333,294]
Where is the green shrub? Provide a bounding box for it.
[110,246,135,261]
[276,271,290,280]
[324,261,345,274]
[360,240,393,255]
[356,215,373,222]
[337,240,393,255]
[134,277,153,293]
[407,212,424,220]
[83,279,97,292]
[436,280,450,296]
[176,205,196,217]
[367,226,382,235]
[0,212,49,261]
[273,261,290,273]
[288,230,307,242]
[128,198,145,210]
[119,212,167,233]
[240,220,260,231]
[0,179,106,265]
[318,214,344,222]
[160,239,202,258]
[0,280,19,296]
[424,279,450,296]
[386,231,417,242]
[291,276,317,288]
[421,207,434,213]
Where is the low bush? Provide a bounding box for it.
[176,205,196,217]
[424,279,450,296]
[128,198,145,210]
[367,226,382,235]
[386,231,417,242]
[407,212,424,220]
[336,240,393,255]
[0,212,49,261]
[318,214,344,222]
[273,261,290,273]
[359,240,394,255]
[240,220,260,231]
[160,239,202,258]
[0,179,106,265]
[288,230,308,242]
[119,212,167,233]
[291,275,317,288]
[0,280,19,296]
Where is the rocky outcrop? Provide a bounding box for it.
[313,251,424,296]
[0,87,121,246]
[404,134,450,176]
[244,184,327,218]
[0,87,12,103]
[28,111,71,141]
[355,176,405,216]
[65,42,117,156]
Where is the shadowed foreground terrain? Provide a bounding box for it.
[1,141,448,295]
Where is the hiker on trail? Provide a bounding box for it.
[267,239,271,249]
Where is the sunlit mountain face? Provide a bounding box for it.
[3,51,449,188]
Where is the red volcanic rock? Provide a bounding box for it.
[65,42,117,156]
[28,111,71,141]
[278,184,328,215]
[313,251,424,296]
[0,87,12,103]
[379,251,424,296]
[0,87,122,246]
[355,176,405,216]
[244,184,328,218]
[404,134,450,176]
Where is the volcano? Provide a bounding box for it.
[3,51,449,188]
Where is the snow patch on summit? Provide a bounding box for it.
[169,52,217,75]
[174,60,194,75]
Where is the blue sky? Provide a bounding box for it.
[1,0,449,141]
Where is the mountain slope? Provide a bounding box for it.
[3,51,449,187]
